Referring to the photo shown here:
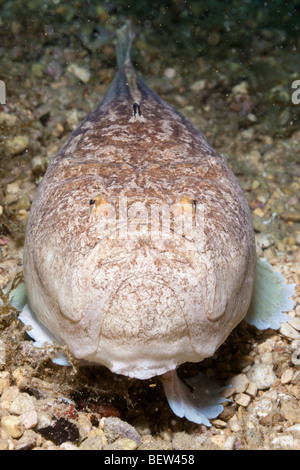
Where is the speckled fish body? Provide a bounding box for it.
[23,24,256,381]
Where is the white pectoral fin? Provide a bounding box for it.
[18,304,71,366]
[161,369,228,426]
[9,282,27,309]
[245,257,295,330]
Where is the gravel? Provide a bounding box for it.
[246,364,277,390]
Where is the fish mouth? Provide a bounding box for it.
[90,274,199,379]
[70,236,206,378]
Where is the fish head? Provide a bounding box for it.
[23,188,255,380]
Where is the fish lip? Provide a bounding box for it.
[92,273,199,377]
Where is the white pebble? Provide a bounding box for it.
[9,393,35,415]
[246,381,258,397]
[288,317,300,332]
[253,398,273,418]
[67,64,90,83]
[257,339,275,354]
[280,323,300,340]
[5,181,20,195]
[60,442,79,450]
[190,79,207,92]
[260,351,273,364]
[271,435,296,450]
[228,373,249,393]
[286,424,300,438]
[255,233,275,249]
[210,434,226,448]
[281,368,294,384]
[235,393,251,407]
[20,410,38,429]
[223,435,237,450]
[228,415,241,432]
[164,67,176,79]
[246,364,276,390]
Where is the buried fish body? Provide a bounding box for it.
[18,22,294,426]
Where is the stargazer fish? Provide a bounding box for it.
[14,21,294,426]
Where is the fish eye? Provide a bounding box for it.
[89,199,96,205]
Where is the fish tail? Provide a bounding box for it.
[116,20,135,68]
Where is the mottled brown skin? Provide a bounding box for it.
[23,59,256,379]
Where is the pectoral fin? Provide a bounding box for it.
[245,257,295,330]
[18,303,70,366]
[9,281,27,309]
[161,369,228,426]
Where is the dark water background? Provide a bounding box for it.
[1,0,299,134]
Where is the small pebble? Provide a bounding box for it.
[279,212,300,223]
[0,440,9,450]
[228,373,249,393]
[281,368,294,384]
[260,351,273,364]
[253,398,273,419]
[31,63,44,77]
[103,417,141,446]
[280,323,300,340]
[0,112,17,125]
[14,430,40,450]
[1,415,24,438]
[9,393,35,415]
[210,433,226,448]
[271,435,297,450]
[31,156,48,174]
[288,317,300,332]
[211,419,226,428]
[67,64,91,83]
[252,207,265,217]
[0,386,19,408]
[255,233,275,249]
[164,67,177,79]
[228,415,241,432]
[5,181,20,196]
[5,135,29,156]
[60,442,79,450]
[286,424,300,438]
[20,410,38,429]
[79,435,103,450]
[190,79,207,92]
[231,81,249,95]
[246,364,276,390]
[116,438,139,450]
[223,435,237,450]
[235,393,251,407]
[246,381,258,397]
